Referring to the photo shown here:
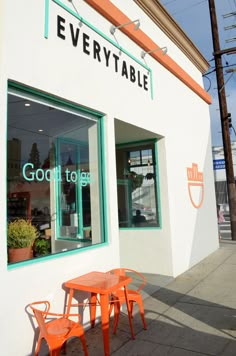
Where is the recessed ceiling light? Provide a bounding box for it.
[38,129,43,132]
[25,103,31,107]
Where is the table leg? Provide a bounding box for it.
[123,286,135,339]
[100,294,110,356]
[66,289,74,314]
[90,292,97,328]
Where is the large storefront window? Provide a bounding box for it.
[7,88,105,263]
[116,141,160,228]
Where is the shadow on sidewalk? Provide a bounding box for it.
[64,285,236,356]
[36,244,236,355]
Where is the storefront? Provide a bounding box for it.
[0,0,219,354]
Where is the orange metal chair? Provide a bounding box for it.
[30,301,88,356]
[108,268,147,334]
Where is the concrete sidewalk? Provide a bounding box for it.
[66,241,236,355]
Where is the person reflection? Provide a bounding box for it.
[133,209,147,226]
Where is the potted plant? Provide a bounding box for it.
[7,219,39,263]
[33,237,51,257]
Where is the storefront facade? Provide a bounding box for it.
[0,0,219,354]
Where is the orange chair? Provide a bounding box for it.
[108,268,147,334]
[30,301,88,356]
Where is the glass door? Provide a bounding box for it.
[56,138,82,239]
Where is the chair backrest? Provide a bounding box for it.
[30,301,51,338]
[108,268,146,292]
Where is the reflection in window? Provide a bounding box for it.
[7,90,105,263]
[56,138,92,239]
[116,142,160,228]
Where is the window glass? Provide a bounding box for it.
[129,151,140,166]
[7,92,104,263]
[116,142,160,228]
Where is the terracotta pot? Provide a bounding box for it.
[8,247,33,263]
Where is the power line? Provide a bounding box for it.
[162,0,176,5]
[172,0,207,16]
[203,68,235,93]
[203,75,212,91]
[203,63,236,76]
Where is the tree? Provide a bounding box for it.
[28,143,41,169]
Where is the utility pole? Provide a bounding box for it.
[208,0,236,240]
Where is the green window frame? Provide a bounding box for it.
[116,140,161,229]
[7,82,107,268]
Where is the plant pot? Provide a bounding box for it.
[8,247,33,263]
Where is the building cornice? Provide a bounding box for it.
[134,0,209,73]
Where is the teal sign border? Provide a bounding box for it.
[44,0,154,99]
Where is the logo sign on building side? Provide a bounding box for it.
[187,163,204,209]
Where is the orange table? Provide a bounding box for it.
[64,271,134,356]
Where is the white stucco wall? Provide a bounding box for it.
[119,55,219,277]
[0,1,218,355]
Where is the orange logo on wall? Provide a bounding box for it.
[187,163,204,209]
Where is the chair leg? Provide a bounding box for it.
[129,301,134,317]
[35,336,42,356]
[50,348,61,356]
[80,334,89,356]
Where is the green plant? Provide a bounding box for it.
[7,219,39,249]
[127,171,144,191]
[34,238,50,256]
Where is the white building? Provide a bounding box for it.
[0,0,219,354]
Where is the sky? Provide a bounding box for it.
[159,0,236,148]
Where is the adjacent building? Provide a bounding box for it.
[212,142,236,211]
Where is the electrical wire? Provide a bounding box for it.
[203,68,216,76]
[162,0,177,5]
[203,75,212,92]
[171,0,207,16]
[203,63,236,93]
[203,63,236,76]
